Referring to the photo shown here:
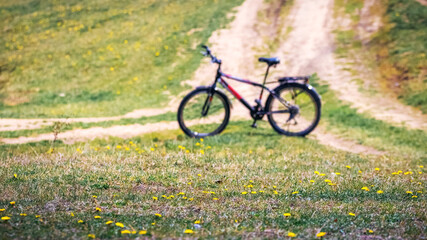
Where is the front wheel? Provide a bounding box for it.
[266,83,321,136]
[177,87,230,138]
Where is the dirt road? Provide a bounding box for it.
[1,0,424,154]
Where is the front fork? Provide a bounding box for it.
[201,78,220,117]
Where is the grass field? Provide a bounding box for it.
[0,0,244,118]
[1,0,426,239]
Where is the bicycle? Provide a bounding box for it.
[177,45,321,138]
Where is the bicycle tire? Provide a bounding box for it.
[177,87,231,138]
[265,82,321,136]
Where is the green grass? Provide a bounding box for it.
[1,122,426,239]
[0,0,244,118]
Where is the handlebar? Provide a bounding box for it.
[201,45,221,64]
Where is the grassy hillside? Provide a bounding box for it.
[0,0,244,118]
[372,0,427,112]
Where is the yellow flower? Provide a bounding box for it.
[419,165,423,168]
[283,213,291,217]
[310,180,315,183]
[368,229,374,233]
[155,213,162,217]
[0,209,5,212]
[361,187,370,191]
[70,212,74,216]
[375,168,380,171]
[346,165,351,169]
[194,220,201,224]
[139,230,147,235]
[377,190,383,194]
[358,170,362,174]
[116,222,124,228]
[197,174,202,177]
[251,191,256,194]
[335,172,341,175]
[412,195,418,198]
[94,216,101,219]
[110,67,115,71]
[213,198,219,200]
[35,215,41,218]
[184,229,194,234]
[288,232,297,237]
[292,191,299,194]
[348,212,356,216]
[13,174,17,178]
[96,207,101,212]
[121,230,131,234]
[9,201,15,205]
[274,191,278,195]
[324,179,331,183]
[78,220,84,223]
[152,196,158,200]
[406,191,413,194]
[188,198,194,201]
[241,192,248,195]
[317,232,326,237]
[88,234,95,239]
[20,213,27,216]
[116,145,122,149]
[200,150,204,154]
[92,195,97,198]
[200,138,204,142]
[106,221,113,225]
[155,52,160,57]
[1,216,10,221]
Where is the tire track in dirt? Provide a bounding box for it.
[272,0,426,131]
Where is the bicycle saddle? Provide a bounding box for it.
[258,57,280,66]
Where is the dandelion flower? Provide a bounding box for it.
[20,213,27,216]
[241,192,248,195]
[419,165,423,168]
[288,232,297,237]
[274,191,278,195]
[310,180,315,183]
[1,216,10,221]
[116,222,124,228]
[406,191,413,194]
[292,191,299,194]
[95,207,101,212]
[251,191,256,194]
[155,213,162,217]
[94,216,101,219]
[283,213,291,217]
[213,198,219,200]
[13,174,17,178]
[335,172,341,175]
[194,220,201,224]
[9,201,15,205]
[184,229,194,234]
[377,190,383,194]
[35,215,41,218]
[361,187,370,191]
[106,221,113,225]
[78,220,84,223]
[348,212,356,216]
[412,195,418,198]
[324,179,331,183]
[88,234,95,239]
[316,232,326,237]
[0,209,5,212]
[92,195,97,198]
[155,52,160,56]
[153,196,158,200]
[139,230,147,235]
[110,67,114,71]
[375,168,380,171]
[346,165,351,169]
[368,229,374,233]
[121,230,131,234]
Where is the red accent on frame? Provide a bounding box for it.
[227,84,242,100]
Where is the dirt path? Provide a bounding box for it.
[0,0,387,155]
[271,0,427,130]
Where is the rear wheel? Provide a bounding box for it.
[177,87,230,138]
[266,83,321,136]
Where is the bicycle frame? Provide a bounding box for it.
[211,69,293,115]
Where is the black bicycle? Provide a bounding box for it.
[177,45,321,138]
